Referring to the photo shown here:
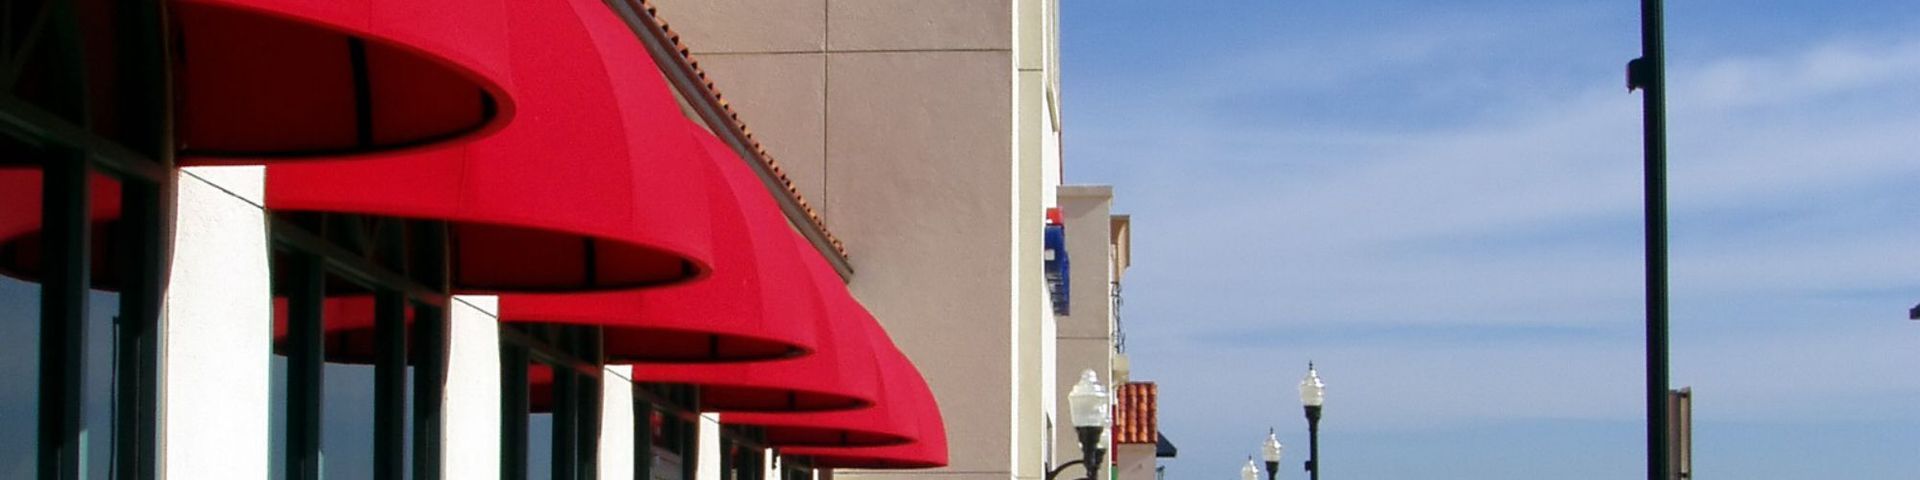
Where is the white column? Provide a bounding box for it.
[600,365,637,479]
[443,295,502,479]
[696,413,723,480]
[161,166,271,479]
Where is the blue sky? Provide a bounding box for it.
[1062,1,1920,479]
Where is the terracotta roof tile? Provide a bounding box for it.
[1113,382,1157,444]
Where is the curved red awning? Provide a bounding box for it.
[0,170,121,284]
[4,0,712,293]
[526,234,880,413]
[774,349,948,468]
[496,123,820,362]
[176,0,516,159]
[261,0,713,292]
[519,265,874,413]
[614,250,878,412]
[720,317,923,448]
[254,126,819,365]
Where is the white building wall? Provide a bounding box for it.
[601,365,638,480]
[697,413,724,480]
[445,296,503,479]
[162,166,270,479]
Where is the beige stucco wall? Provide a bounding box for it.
[648,2,1062,480]
[1051,186,1116,467]
[1114,444,1157,480]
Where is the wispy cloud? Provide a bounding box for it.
[1068,3,1920,478]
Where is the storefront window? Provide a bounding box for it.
[502,324,603,480]
[721,426,768,480]
[268,214,451,480]
[781,458,815,480]
[636,384,699,480]
[1,0,172,477]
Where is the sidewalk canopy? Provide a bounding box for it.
[176,0,516,159]
[719,318,927,448]
[0,170,121,284]
[775,345,948,468]
[4,0,716,293]
[611,235,881,412]
[261,0,713,292]
[497,123,820,363]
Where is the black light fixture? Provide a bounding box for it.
[1048,370,1110,480]
[1262,429,1284,480]
[1298,363,1325,480]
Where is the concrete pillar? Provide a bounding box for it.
[444,295,503,479]
[161,166,271,479]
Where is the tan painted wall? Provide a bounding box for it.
[1051,186,1116,467]
[1114,444,1157,480]
[648,2,1044,480]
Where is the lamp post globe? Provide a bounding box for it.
[1298,363,1324,480]
[1068,369,1109,429]
[1261,429,1283,480]
[1242,457,1259,480]
[1298,363,1325,408]
[1063,369,1109,480]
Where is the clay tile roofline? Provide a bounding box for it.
[610,0,853,280]
[1113,382,1158,444]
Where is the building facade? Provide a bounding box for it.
[641,3,1085,480]
[0,2,1125,480]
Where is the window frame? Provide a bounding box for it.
[1,0,172,478]
[268,214,454,480]
[500,323,606,480]
[634,383,701,480]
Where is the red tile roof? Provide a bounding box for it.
[1113,382,1157,444]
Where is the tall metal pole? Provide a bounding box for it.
[1303,407,1321,480]
[1629,0,1671,478]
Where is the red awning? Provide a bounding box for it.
[176,0,517,159]
[255,126,824,366]
[4,0,712,293]
[520,267,875,413]
[719,318,924,448]
[614,246,878,412]
[0,170,121,283]
[496,124,820,362]
[261,0,714,292]
[774,351,948,468]
[517,234,882,413]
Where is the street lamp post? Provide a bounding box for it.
[1048,370,1110,480]
[1242,457,1259,480]
[1299,363,1325,480]
[1627,1,1672,478]
[1262,429,1283,480]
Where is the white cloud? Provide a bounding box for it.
[1073,9,1920,436]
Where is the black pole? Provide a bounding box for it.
[1076,425,1103,480]
[1628,0,1671,479]
[1303,406,1321,480]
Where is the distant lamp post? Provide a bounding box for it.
[1049,370,1110,480]
[1299,363,1325,480]
[1242,457,1259,480]
[1261,429,1284,480]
